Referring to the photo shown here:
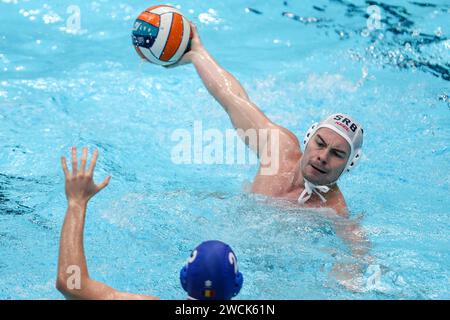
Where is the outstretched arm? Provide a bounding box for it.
[56,147,158,300]
[170,24,298,158]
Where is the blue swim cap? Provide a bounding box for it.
[179,240,243,300]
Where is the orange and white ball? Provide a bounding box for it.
[132,5,192,66]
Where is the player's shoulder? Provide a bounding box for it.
[268,123,302,158]
[277,125,300,146]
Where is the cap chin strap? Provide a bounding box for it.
[298,178,330,204]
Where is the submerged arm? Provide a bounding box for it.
[335,217,371,260]
[331,213,373,291]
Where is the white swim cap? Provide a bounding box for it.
[303,113,364,179]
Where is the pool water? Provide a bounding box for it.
[0,0,449,299]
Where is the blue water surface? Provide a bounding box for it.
[0,0,449,299]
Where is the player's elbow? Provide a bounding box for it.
[56,274,76,295]
[55,277,67,296]
[55,276,68,294]
[56,277,80,300]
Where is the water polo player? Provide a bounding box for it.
[169,23,364,218]
[56,147,243,300]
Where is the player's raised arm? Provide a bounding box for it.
[56,147,158,300]
[169,23,299,158]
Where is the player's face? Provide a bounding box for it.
[301,128,350,185]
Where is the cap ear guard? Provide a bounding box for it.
[233,271,243,297]
[303,122,319,147]
[345,148,362,172]
[229,250,243,297]
[180,248,197,293]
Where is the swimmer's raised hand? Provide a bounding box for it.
[57,147,158,300]
[165,22,203,69]
[61,147,111,206]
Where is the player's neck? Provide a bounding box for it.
[293,159,305,189]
